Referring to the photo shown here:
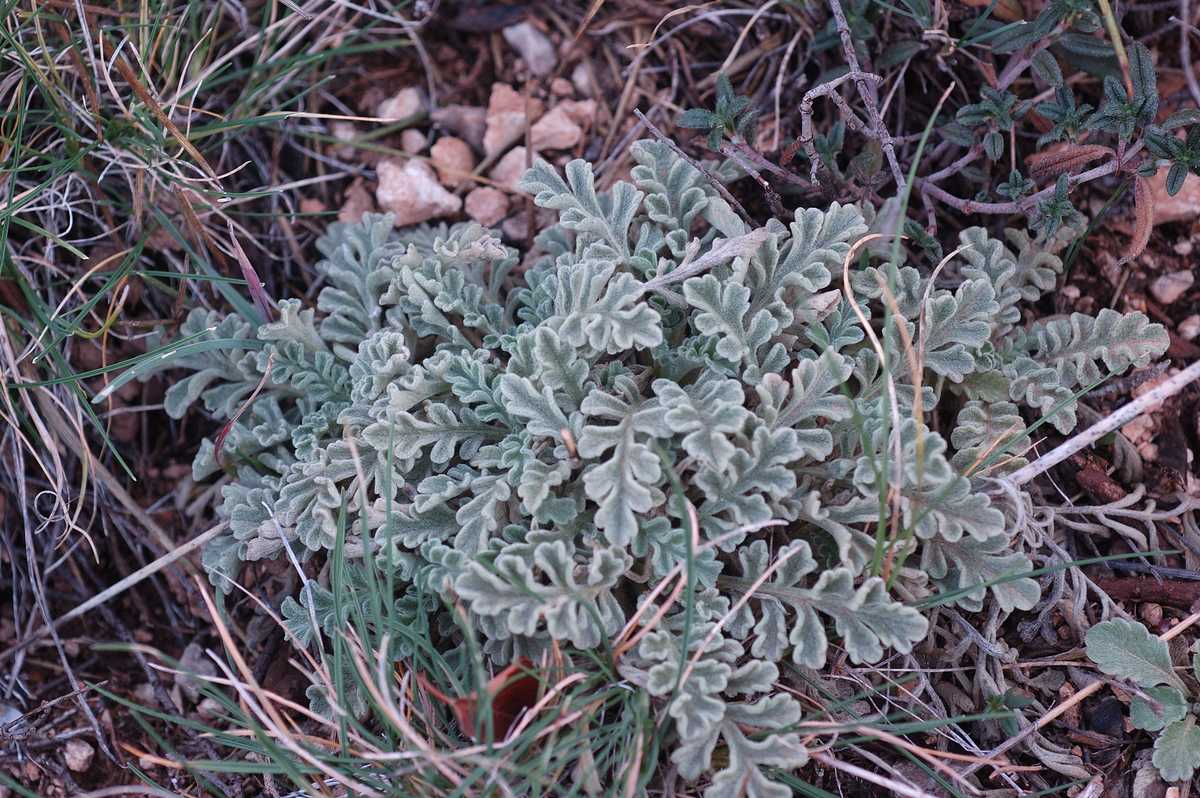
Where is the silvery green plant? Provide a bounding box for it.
[136,140,1168,797]
[1086,619,1200,783]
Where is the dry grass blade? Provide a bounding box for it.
[961,610,1200,779]
[0,524,225,665]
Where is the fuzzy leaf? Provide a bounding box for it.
[1130,686,1188,732]
[1153,716,1200,783]
[456,540,630,649]
[579,377,671,546]
[1086,619,1180,689]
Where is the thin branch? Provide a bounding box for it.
[920,149,1133,216]
[1007,357,1200,486]
[0,524,228,664]
[958,610,1200,779]
[1180,2,1200,108]
[827,0,908,190]
[633,108,754,226]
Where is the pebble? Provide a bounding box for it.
[64,738,94,773]
[177,642,218,703]
[490,146,529,192]
[430,136,475,188]
[502,22,557,76]
[551,77,574,97]
[530,106,583,151]
[376,158,462,226]
[401,129,428,154]
[331,120,356,159]
[1179,314,1200,340]
[1149,269,1194,305]
[376,87,424,122]
[1150,165,1200,224]
[465,187,510,227]
[483,83,543,157]
[431,104,487,151]
[338,177,374,224]
[571,62,596,97]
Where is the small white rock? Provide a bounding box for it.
[377,87,425,122]
[490,147,528,192]
[376,158,462,226]
[502,22,557,77]
[558,99,597,128]
[339,177,375,224]
[502,214,528,241]
[1180,314,1200,340]
[133,683,156,706]
[1150,269,1194,305]
[401,129,428,154]
[551,77,574,97]
[530,106,583,151]
[64,738,94,773]
[196,697,223,721]
[483,83,542,157]
[571,62,596,97]
[178,642,217,703]
[465,187,510,227]
[430,136,476,188]
[431,104,487,151]
[331,120,357,159]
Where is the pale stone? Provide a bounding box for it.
[1180,314,1200,340]
[196,697,223,721]
[502,214,527,241]
[551,77,574,97]
[490,147,528,192]
[376,159,462,225]
[430,136,475,188]
[331,120,356,159]
[299,197,326,215]
[1151,166,1200,224]
[502,21,557,76]
[1149,269,1194,305]
[431,104,486,151]
[571,62,596,97]
[530,106,583,151]
[465,187,510,227]
[133,683,156,706]
[401,128,427,154]
[558,99,597,128]
[377,87,424,122]
[339,177,374,224]
[64,739,94,773]
[483,83,543,157]
[178,642,217,703]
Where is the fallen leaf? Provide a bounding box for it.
[1122,174,1154,265]
[1025,144,1113,182]
[418,658,541,741]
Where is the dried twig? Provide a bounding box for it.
[0,524,227,665]
[961,609,1200,779]
[1007,358,1200,486]
[827,0,907,189]
[1181,0,1200,108]
[633,108,755,225]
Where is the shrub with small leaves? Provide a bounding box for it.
[135,141,1168,797]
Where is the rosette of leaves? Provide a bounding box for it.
[131,139,1168,797]
[1086,620,1200,782]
